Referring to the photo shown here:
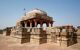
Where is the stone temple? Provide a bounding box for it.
[2,8,80,47]
[16,8,53,28]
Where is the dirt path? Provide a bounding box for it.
[0,34,80,50]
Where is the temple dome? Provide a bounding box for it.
[26,8,47,16]
[21,8,53,21]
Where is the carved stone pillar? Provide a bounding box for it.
[46,22,49,27]
[26,22,27,27]
[24,21,27,27]
[49,23,51,27]
[51,21,53,27]
[40,22,43,27]
[34,19,37,27]
[35,21,37,27]
[25,23,26,27]
[25,22,28,27]
[30,21,32,27]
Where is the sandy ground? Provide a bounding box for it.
[0,34,80,50]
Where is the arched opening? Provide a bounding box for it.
[32,21,35,27]
[50,21,53,27]
[43,23,47,30]
[27,22,30,27]
[22,22,25,27]
[43,23,47,28]
[37,21,41,28]
[43,21,47,27]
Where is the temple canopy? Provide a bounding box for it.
[16,8,54,28]
[21,8,53,21]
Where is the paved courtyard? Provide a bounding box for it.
[0,34,80,50]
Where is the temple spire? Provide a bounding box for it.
[23,8,26,16]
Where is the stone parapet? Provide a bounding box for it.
[9,26,80,47]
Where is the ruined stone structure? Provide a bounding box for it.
[10,9,54,44]
[2,9,80,47]
[3,27,12,36]
[54,26,77,46]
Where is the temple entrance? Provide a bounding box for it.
[32,21,35,27]
[37,21,41,27]
[27,22,30,27]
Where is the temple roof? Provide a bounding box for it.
[26,8,47,16]
[21,8,53,21]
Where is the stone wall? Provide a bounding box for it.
[4,26,80,47]
[76,29,80,43]
[0,30,3,34]
[46,26,77,47]
[10,27,51,44]
[3,27,11,36]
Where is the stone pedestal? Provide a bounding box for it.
[77,36,80,43]
[30,28,48,44]
[76,29,80,43]
[11,28,31,44]
[3,31,6,36]
[30,34,40,45]
[3,28,11,36]
[56,36,68,47]
[47,34,52,43]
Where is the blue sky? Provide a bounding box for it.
[0,0,80,29]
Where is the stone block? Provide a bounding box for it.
[3,31,6,36]
[31,34,40,39]
[39,38,47,44]
[47,34,51,39]
[60,41,68,47]
[47,38,52,43]
[77,36,80,43]
[30,38,39,45]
